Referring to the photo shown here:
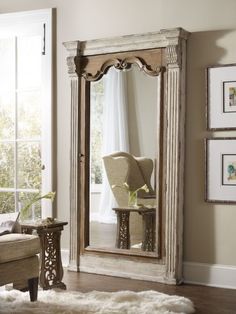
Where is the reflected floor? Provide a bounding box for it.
[89,221,143,250]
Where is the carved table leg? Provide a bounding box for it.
[115,211,130,249]
[38,226,66,290]
[141,211,156,252]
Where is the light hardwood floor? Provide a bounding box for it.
[63,269,236,314]
[90,220,143,250]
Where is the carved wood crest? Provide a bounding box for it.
[81,56,162,81]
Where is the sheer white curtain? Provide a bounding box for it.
[96,67,129,223]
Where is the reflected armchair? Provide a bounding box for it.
[103,151,156,245]
[103,151,156,207]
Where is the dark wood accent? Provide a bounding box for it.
[79,76,92,255]
[141,211,156,251]
[28,277,38,302]
[85,80,91,248]
[114,211,130,249]
[85,246,158,258]
[80,77,90,252]
[80,49,163,80]
[158,68,165,259]
[82,56,162,81]
[21,221,68,290]
[63,270,236,314]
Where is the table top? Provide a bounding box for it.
[113,206,155,213]
[21,220,68,230]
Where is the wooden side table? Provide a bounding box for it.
[141,210,156,252]
[21,221,68,290]
[112,207,156,252]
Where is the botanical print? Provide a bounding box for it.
[207,65,236,129]
[222,154,236,186]
[227,161,236,180]
[229,87,236,106]
[223,81,236,113]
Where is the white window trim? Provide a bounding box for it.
[0,9,53,218]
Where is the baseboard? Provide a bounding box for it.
[183,261,236,289]
[61,250,236,289]
[61,249,69,268]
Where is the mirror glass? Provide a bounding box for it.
[89,64,159,254]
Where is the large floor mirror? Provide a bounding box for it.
[89,63,159,255]
[64,28,189,284]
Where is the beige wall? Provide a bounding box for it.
[1,0,236,266]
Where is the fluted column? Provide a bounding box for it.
[164,40,186,283]
[63,42,81,271]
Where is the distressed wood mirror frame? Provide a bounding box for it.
[64,28,189,284]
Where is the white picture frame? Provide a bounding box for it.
[207,64,236,130]
[205,138,236,203]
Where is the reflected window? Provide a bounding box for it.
[90,79,104,186]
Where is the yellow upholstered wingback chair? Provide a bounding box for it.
[103,151,156,207]
[0,223,40,301]
[103,151,156,245]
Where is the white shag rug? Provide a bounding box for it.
[0,289,195,314]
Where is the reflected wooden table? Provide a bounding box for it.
[21,221,68,290]
[112,207,156,252]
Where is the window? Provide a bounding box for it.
[0,9,53,219]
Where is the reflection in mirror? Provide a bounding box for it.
[89,64,158,254]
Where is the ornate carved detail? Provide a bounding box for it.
[42,231,58,285]
[66,56,80,76]
[82,57,162,81]
[141,211,156,252]
[38,228,66,290]
[115,211,130,249]
[21,223,67,289]
[166,45,181,66]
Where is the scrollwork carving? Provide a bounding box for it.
[43,231,58,284]
[166,45,181,66]
[39,230,61,287]
[141,211,156,252]
[116,211,130,249]
[81,57,162,81]
[37,228,66,289]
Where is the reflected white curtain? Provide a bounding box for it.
[95,67,129,223]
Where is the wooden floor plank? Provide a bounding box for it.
[63,269,236,314]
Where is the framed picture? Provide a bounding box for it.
[205,138,236,203]
[206,64,236,130]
